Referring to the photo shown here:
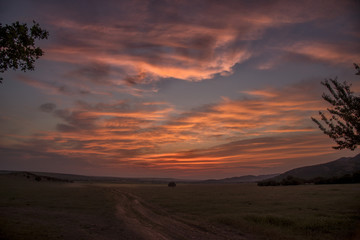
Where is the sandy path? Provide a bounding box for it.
[111,189,249,240]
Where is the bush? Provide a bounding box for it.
[281,176,305,185]
[168,182,176,187]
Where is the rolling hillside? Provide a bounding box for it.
[270,153,360,181]
[204,174,280,183]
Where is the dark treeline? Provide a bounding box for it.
[257,171,360,186]
[9,171,73,183]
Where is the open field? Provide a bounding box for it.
[0,175,139,240]
[1,174,360,240]
[117,183,360,240]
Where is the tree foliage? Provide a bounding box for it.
[311,65,360,150]
[0,21,49,83]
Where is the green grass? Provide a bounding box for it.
[117,183,360,240]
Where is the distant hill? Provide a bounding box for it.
[0,170,182,184]
[3,154,360,184]
[203,174,280,183]
[269,153,360,182]
[197,154,360,184]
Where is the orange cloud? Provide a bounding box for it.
[117,133,341,176]
[285,41,360,65]
[2,0,359,179]
[3,80,342,178]
[39,0,350,87]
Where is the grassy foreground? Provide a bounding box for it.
[117,183,360,240]
[1,174,360,239]
[0,175,139,240]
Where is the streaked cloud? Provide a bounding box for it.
[45,21,250,83]
[284,41,360,65]
[132,134,338,171]
[1,80,347,177]
[39,103,57,113]
[1,0,359,178]
[29,0,354,90]
[17,75,93,96]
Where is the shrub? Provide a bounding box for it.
[168,182,176,187]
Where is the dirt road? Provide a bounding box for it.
[111,189,248,240]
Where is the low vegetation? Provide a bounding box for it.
[118,183,360,240]
[8,171,73,183]
[1,174,360,240]
[0,175,139,240]
[258,171,360,186]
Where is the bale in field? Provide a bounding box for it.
[168,182,176,187]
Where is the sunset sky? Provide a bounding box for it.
[1,0,359,179]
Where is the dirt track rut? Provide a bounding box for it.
[111,189,248,240]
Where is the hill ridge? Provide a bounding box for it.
[270,153,360,181]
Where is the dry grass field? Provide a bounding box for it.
[0,175,141,240]
[118,183,360,240]
[1,174,359,240]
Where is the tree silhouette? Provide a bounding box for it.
[0,21,49,83]
[311,64,360,150]
[168,182,176,187]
